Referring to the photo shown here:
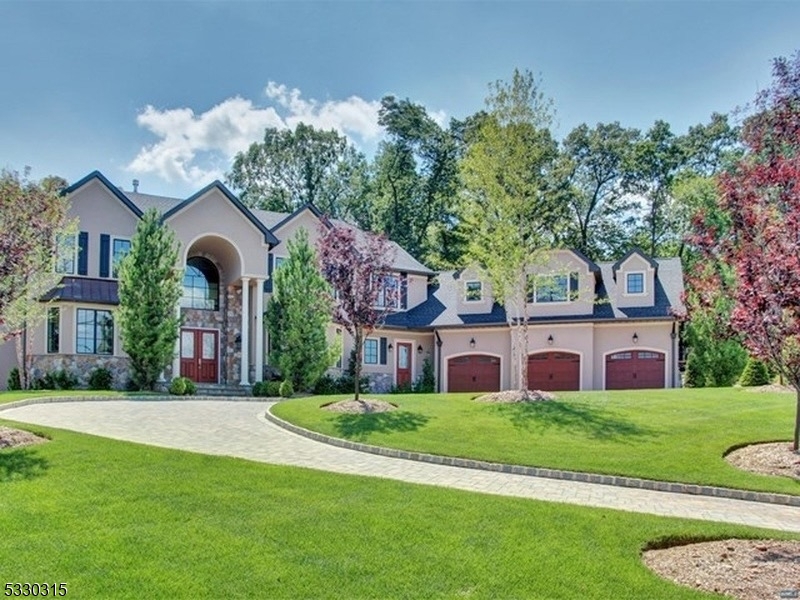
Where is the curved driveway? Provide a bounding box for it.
[2,399,800,533]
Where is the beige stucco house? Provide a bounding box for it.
[0,170,685,393]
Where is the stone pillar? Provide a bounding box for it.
[254,278,265,383]
[240,277,250,385]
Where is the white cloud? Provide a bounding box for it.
[127,85,382,187]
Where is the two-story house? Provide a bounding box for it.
[0,170,684,393]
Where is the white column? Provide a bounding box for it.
[240,277,250,385]
[171,302,181,381]
[254,278,265,383]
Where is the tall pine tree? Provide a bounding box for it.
[267,229,334,391]
[117,208,182,390]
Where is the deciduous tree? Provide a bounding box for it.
[0,169,71,388]
[266,229,334,391]
[117,208,182,391]
[459,69,566,393]
[227,123,370,220]
[316,224,396,401]
[707,52,800,449]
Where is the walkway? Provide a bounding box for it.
[2,398,799,533]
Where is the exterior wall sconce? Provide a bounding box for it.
[469,337,476,349]
[417,344,423,354]
[234,334,242,351]
[547,334,554,345]
[632,332,639,344]
[388,343,393,351]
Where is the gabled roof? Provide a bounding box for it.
[161,180,279,246]
[270,202,330,232]
[62,170,144,219]
[612,247,659,275]
[570,248,601,273]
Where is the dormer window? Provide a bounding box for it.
[374,274,400,309]
[528,273,579,303]
[465,281,483,302]
[626,272,645,295]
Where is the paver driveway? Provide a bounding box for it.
[2,398,800,533]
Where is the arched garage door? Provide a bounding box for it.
[448,354,501,393]
[528,352,580,391]
[606,350,665,390]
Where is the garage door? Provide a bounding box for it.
[448,354,501,393]
[605,350,665,390]
[528,352,580,391]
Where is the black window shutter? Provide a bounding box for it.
[379,337,387,365]
[99,234,110,278]
[265,254,273,293]
[77,231,89,276]
[400,272,408,309]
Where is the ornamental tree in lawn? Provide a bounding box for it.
[714,52,800,449]
[0,169,72,388]
[316,224,396,401]
[266,228,334,391]
[117,208,182,391]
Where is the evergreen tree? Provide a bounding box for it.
[266,229,334,391]
[117,208,182,390]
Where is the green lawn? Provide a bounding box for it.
[0,422,793,599]
[272,387,800,496]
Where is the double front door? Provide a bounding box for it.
[180,328,219,383]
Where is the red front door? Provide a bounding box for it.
[396,342,412,388]
[180,329,218,383]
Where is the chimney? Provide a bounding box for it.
[132,179,139,193]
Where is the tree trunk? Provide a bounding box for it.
[353,327,363,402]
[795,388,800,452]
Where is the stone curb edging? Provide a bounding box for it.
[264,405,800,509]
[0,395,275,413]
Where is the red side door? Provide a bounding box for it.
[180,329,218,384]
[396,342,412,388]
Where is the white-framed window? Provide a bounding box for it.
[76,308,114,355]
[274,256,287,270]
[528,272,579,303]
[55,233,78,275]
[625,272,645,295]
[335,329,343,369]
[465,281,483,302]
[363,338,379,364]
[374,274,400,309]
[111,238,131,278]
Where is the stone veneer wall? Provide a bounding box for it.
[369,373,393,393]
[30,354,131,390]
[224,285,243,385]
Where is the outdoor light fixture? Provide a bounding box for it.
[417,345,423,354]
[469,337,476,348]
[388,343,393,351]
[632,332,639,344]
[547,334,554,345]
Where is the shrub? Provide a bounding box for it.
[33,369,79,391]
[414,358,436,393]
[182,378,197,396]
[312,374,337,395]
[251,381,267,397]
[738,357,771,387]
[169,377,186,396]
[279,379,294,398]
[391,381,413,394]
[88,367,114,390]
[7,367,22,391]
[267,381,282,397]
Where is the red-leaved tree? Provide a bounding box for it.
[316,224,397,401]
[712,52,800,449]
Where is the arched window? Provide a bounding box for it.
[181,257,219,310]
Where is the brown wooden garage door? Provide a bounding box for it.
[448,354,501,393]
[528,352,580,391]
[605,350,665,390]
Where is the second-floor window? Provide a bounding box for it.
[374,275,400,309]
[111,238,131,278]
[529,273,579,303]
[626,272,645,295]
[55,233,77,274]
[465,281,483,302]
[181,257,220,311]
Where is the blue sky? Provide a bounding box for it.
[1,1,798,199]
